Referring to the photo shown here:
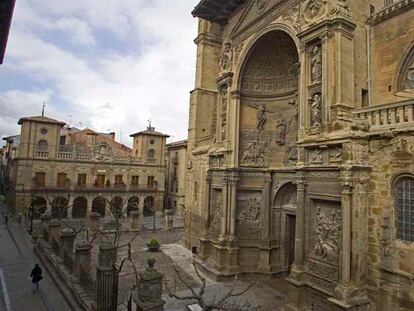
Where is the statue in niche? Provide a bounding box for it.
[220,43,233,72]
[310,93,322,130]
[311,45,322,84]
[314,206,341,261]
[275,120,288,146]
[404,63,414,91]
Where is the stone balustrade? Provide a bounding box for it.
[35,151,49,158]
[352,100,414,130]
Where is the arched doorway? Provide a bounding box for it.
[143,196,154,216]
[127,197,139,216]
[273,182,297,272]
[51,196,69,218]
[72,197,87,218]
[111,196,124,217]
[31,196,47,219]
[92,197,106,217]
[239,30,299,168]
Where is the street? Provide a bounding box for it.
[0,220,72,311]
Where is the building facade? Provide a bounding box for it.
[6,115,169,219]
[186,0,414,310]
[166,140,188,215]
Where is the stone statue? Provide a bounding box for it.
[275,120,288,146]
[248,103,271,130]
[311,93,322,129]
[311,45,322,83]
[220,43,233,72]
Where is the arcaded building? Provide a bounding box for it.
[186,0,414,310]
[5,115,169,219]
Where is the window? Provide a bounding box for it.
[131,175,139,186]
[96,174,105,187]
[34,172,46,187]
[147,176,155,187]
[395,176,414,242]
[150,139,154,144]
[77,174,87,187]
[57,173,68,188]
[148,149,155,159]
[115,175,124,185]
[40,128,48,135]
[37,140,48,152]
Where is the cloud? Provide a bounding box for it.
[0,0,200,146]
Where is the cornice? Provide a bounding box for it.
[367,0,414,26]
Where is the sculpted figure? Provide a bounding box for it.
[311,94,322,129]
[311,45,322,83]
[256,103,267,130]
[275,120,288,146]
[220,43,233,72]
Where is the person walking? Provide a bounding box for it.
[30,264,43,293]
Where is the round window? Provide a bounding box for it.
[40,128,48,135]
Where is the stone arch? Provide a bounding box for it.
[51,196,69,218]
[127,196,140,216]
[396,42,414,93]
[273,182,297,208]
[92,196,106,217]
[72,197,87,218]
[31,196,47,219]
[143,196,155,216]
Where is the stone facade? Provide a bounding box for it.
[187,0,414,310]
[165,140,187,215]
[4,115,169,219]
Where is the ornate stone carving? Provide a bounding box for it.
[308,93,322,134]
[311,45,322,84]
[275,120,288,146]
[282,5,300,32]
[310,148,323,164]
[240,138,270,168]
[329,146,343,162]
[220,85,229,140]
[234,42,244,64]
[308,260,339,281]
[238,196,260,225]
[248,103,273,130]
[237,192,262,239]
[284,145,298,166]
[256,0,268,14]
[404,61,414,91]
[210,190,222,232]
[220,43,233,72]
[303,0,327,24]
[329,0,351,18]
[313,206,341,262]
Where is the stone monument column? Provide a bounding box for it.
[96,243,117,311]
[130,211,140,232]
[48,219,61,245]
[40,214,52,240]
[89,212,100,233]
[73,242,92,281]
[59,228,76,260]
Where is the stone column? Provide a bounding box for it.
[219,178,229,241]
[48,219,61,245]
[40,214,52,240]
[202,175,211,237]
[86,198,93,216]
[130,211,140,232]
[89,212,100,233]
[164,209,174,231]
[96,242,117,311]
[340,182,352,284]
[291,180,307,276]
[73,242,92,280]
[228,177,238,240]
[133,258,165,311]
[59,228,76,259]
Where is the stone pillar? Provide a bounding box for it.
[133,258,165,311]
[291,180,307,277]
[87,198,93,216]
[340,182,352,284]
[48,219,61,245]
[89,212,100,233]
[74,242,92,280]
[96,243,117,311]
[130,211,140,232]
[219,178,229,241]
[228,177,238,240]
[40,214,52,240]
[202,175,211,237]
[59,228,76,259]
[164,209,174,231]
[258,175,272,273]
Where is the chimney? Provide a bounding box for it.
[109,132,116,140]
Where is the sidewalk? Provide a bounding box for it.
[0,221,72,311]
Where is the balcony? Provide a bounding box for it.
[35,151,49,158]
[352,100,414,131]
[147,158,157,164]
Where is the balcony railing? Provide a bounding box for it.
[32,183,159,192]
[147,158,157,164]
[55,151,143,163]
[35,151,49,158]
[352,100,414,130]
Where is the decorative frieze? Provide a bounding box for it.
[313,206,341,262]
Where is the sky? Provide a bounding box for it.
[0,0,200,146]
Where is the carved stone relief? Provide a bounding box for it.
[329,146,343,163]
[310,45,322,84]
[220,43,233,72]
[275,120,288,146]
[240,130,270,168]
[234,42,244,65]
[236,191,262,239]
[328,0,351,17]
[303,0,327,25]
[308,93,322,134]
[309,148,323,164]
[210,189,222,235]
[256,0,268,14]
[284,145,298,166]
[282,5,300,32]
[220,85,229,141]
[313,206,341,262]
[404,61,414,91]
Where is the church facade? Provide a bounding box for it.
[185,0,414,310]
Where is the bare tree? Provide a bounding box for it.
[168,261,256,311]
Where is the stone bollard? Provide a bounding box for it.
[40,214,52,240]
[133,258,165,311]
[73,242,92,281]
[164,209,174,231]
[96,242,118,311]
[89,212,100,234]
[60,228,76,259]
[130,211,140,232]
[48,219,61,255]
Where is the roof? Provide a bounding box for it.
[130,128,170,138]
[0,0,16,64]
[2,134,20,142]
[192,0,246,24]
[18,116,66,126]
[167,139,188,148]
